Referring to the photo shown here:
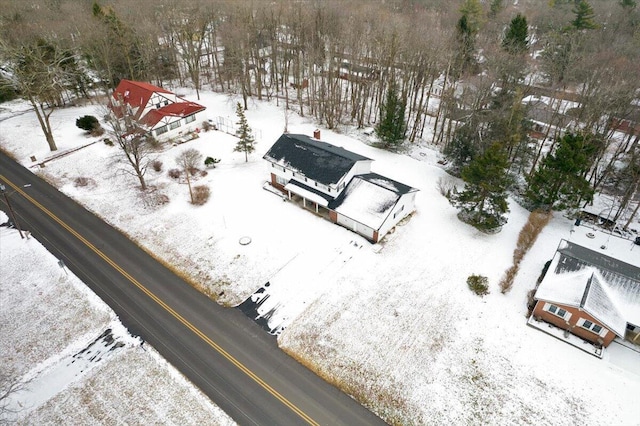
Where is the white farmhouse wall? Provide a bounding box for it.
[337,160,373,192]
[152,111,206,142]
[378,192,417,239]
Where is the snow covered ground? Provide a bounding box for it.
[0,214,234,424]
[1,88,639,425]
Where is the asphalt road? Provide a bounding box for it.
[0,151,386,426]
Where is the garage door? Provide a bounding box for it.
[337,214,375,240]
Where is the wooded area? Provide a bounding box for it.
[0,0,638,226]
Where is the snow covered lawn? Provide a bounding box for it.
[0,222,233,425]
[1,89,639,425]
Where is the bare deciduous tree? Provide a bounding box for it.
[176,148,203,203]
[103,101,153,190]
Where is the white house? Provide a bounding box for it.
[264,132,418,242]
[110,80,206,142]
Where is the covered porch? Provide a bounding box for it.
[284,181,333,220]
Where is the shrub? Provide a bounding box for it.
[188,166,199,176]
[192,185,210,205]
[204,156,221,168]
[103,138,114,146]
[498,210,552,294]
[0,76,18,102]
[76,115,99,132]
[152,160,163,172]
[467,274,489,296]
[202,120,217,131]
[168,168,181,179]
[152,193,170,206]
[90,126,105,137]
[200,170,208,177]
[73,176,94,188]
[436,176,456,198]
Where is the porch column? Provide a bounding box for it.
[315,203,319,213]
[303,198,306,208]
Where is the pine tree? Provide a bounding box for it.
[489,0,504,18]
[503,14,528,54]
[571,0,599,30]
[454,0,483,77]
[376,84,406,149]
[450,143,512,232]
[234,102,256,162]
[525,133,595,211]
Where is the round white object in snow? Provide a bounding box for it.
[239,236,252,245]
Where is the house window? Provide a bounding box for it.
[580,319,603,334]
[304,177,308,182]
[155,103,161,108]
[185,114,196,124]
[276,175,287,186]
[164,100,169,106]
[155,125,168,136]
[170,121,181,130]
[546,304,569,320]
[292,172,296,177]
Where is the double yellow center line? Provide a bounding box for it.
[1,175,318,426]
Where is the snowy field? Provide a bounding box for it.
[0,214,234,425]
[1,88,639,425]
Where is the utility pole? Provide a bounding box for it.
[0,183,24,239]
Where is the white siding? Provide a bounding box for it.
[377,192,417,240]
[336,160,373,195]
[337,214,375,240]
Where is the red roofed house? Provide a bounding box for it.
[110,80,206,142]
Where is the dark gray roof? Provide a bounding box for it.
[285,179,334,203]
[556,240,640,282]
[263,134,371,186]
[358,173,417,195]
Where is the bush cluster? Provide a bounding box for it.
[192,185,210,205]
[152,160,163,172]
[499,210,552,294]
[168,168,181,179]
[467,274,489,297]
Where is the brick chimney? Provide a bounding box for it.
[313,129,321,140]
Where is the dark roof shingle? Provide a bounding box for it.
[263,134,371,186]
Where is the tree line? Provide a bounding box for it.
[0,0,639,227]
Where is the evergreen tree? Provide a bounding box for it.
[455,14,477,77]
[454,0,483,77]
[620,0,637,9]
[571,0,599,30]
[376,84,406,149]
[234,102,256,162]
[502,14,529,54]
[489,0,504,18]
[450,143,512,232]
[525,133,595,211]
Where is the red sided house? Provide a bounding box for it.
[530,239,640,354]
[264,132,418,243]
[110,80,206,142]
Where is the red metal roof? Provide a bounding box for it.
[111,80,205,128]
[112,80,173,118]
[140,102,206,127]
